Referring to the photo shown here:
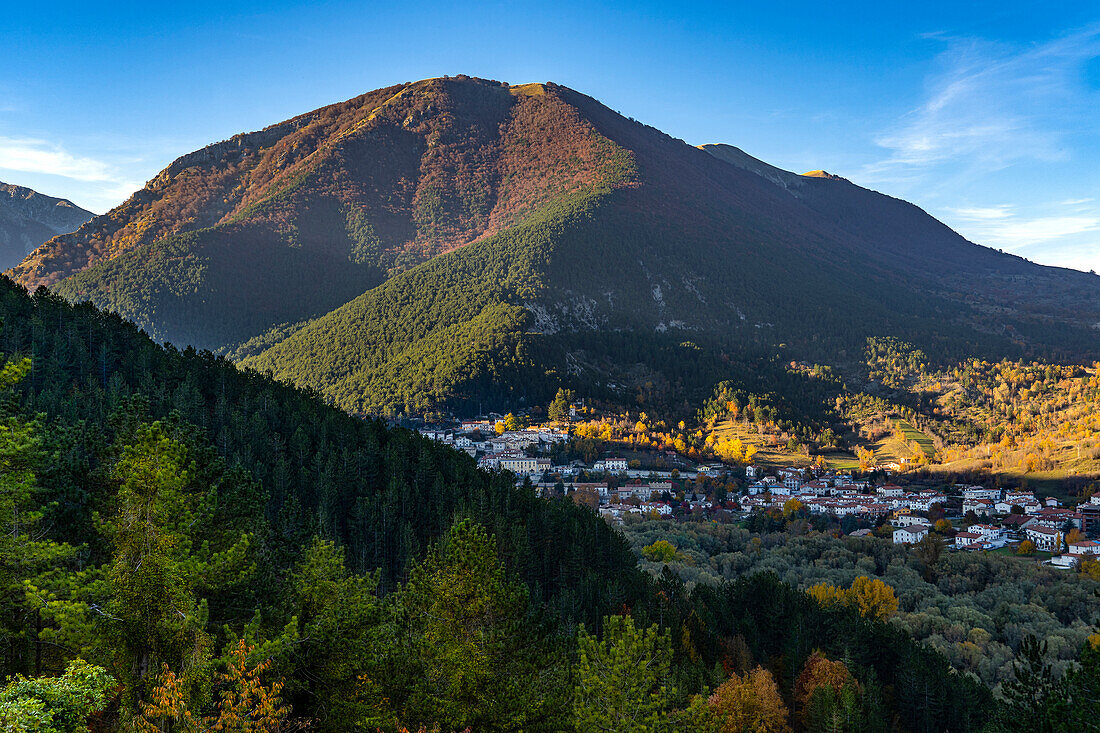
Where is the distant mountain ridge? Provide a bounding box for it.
[0,182,92,271]
[7,76,1100,416]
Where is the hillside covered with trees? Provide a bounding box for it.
[7,274,1084,731]
[8,76,1100,420]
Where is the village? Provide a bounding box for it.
[419,414,1100,570]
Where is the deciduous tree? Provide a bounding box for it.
[0,660,114,733]
[707,666,792,733]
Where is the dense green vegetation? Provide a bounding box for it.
[621,521,1100,690]
[0,276,646,635]
[0,275,1019,730]
[11,77,1098,425]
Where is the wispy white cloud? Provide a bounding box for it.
[944,198,1100,272]
[0,136,145,212]
[946,204,1014,221]
[964,213,1100,245]
[0,136,118,182]
[855,24,1100,274]
[862,25,1100,182]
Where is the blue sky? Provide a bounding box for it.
[2,1,1098,272]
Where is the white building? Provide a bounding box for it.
[968,524,1003,541]
[499,456,550,476]
[594,457,628,472]
[996,499,1042,515]
[907,492,947,512]
[747,481,770,496]
[1051,553,1089,569]
[893,524,930,544]
[891,513,927,528]
[1025,526,1062,552]
[1068,539,1100,556]
[963,498,994,516]
[954,531,983,549]
[962,486,1001,501]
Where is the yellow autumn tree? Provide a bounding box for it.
[848,576,899,621]
[1080,558,1100,581]
[782,498,805,518]
[806,582,847,608]
[806,577,898,620]
[855,446,875,470]
[708,666,792,733]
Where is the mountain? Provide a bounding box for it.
[0,181,92,270]
[9,76,1100,416]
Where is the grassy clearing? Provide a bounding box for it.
[897,420,935,457]
[869,435,914,463]
[869,420,935,464]
[988,546,1054,562]
[710,420,859,471]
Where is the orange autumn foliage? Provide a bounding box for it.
[794,652,856,721]
[708,666,792,733]
[138,639,290,732]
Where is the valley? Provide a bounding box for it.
[2,74,1099,732]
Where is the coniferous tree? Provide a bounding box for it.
[0,357,75,675]
[572,615,675,732]
[987,636,1067,733]
[394,519,567,732]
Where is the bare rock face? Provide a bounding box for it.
[0,182,93,271]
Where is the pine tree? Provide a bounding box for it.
[572,615,675,732]
[395,519,566,732]
[0,357,75,675]
[987,635,1067,732]
[284,537,394,731]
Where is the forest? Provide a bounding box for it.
[6,275,1093,730]
[621,520,1100,690]
[14,75,1099,431]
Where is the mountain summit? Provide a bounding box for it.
[0,182,92,271]
[8,76,1099,415]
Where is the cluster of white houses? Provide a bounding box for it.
[423,423,1100,568]
[740,467,1100,566]
[417,423,569,476]
[891,492,1100,568]
[743,470,948,522]
[532,480,678,502]
[961,487,1050,516]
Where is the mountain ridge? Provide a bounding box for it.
[7,76,1100,416]
[0,181,93,271]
